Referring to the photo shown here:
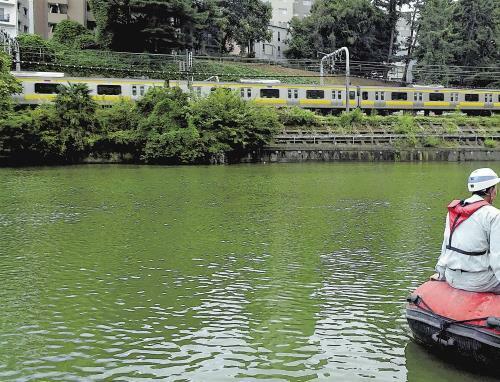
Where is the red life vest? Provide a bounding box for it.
[446,199,490,256]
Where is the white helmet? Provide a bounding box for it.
[467,168,500,192]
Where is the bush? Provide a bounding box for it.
[190,89,281,162]
[137,87,201,163]
[278,107,322,127]
[484,138,497,148]
[395,114,416,134]
[339,108,364,128]
[422,135,441,147]
[52,20,96,49]
[95,100,141,153]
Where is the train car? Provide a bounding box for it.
[12,72,500,115]
[12,72,165,105]
[171,80,500,116]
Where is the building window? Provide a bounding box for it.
[465,94,479,102]
[429,93,444,101]
[49,4,68,14]
[97,85,122,95]
[260,89,280,98]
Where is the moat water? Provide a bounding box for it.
[0,163,498,381]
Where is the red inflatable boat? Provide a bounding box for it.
[406,280,500,367]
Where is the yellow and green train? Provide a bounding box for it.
[12,72,500,115]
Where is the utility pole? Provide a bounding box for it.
[320,47,350,112]
[186,50,193,90]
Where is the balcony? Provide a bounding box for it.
[48,12,67,23]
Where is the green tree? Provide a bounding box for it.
[137,87,202,163]
[190,89,281,162]
[52,20,97,49]
[374,0,411,62]
[285,0,391,61]
[452,0,499,67]
[0,52,21,117]
[95,100,141,153]
[54,83,98,159]
[219,0,272,55]
[414,0,456,84]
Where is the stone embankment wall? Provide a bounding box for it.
[262,145,500,162]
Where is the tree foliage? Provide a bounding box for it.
[88,0,271,54]
[452,0,499,67]
[285,0,391,61]
[190,89,281,161]
[52,20,98,49]
[415,0,500,85]
[0,52,21,117]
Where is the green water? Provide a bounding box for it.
[0,163,498,381]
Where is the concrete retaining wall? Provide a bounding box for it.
[262,145,500,162]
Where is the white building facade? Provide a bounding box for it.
[0,0,32,38]
[253,0,294,60]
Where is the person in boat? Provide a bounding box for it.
[432,168,500,293]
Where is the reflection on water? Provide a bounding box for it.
[0,163,498,381]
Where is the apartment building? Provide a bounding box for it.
[252,0,315,60]
[293,0,314,19]
[34,0,95,39]
[0,0,32,38]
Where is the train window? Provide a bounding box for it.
[260,89,280,98]
[288,89,298,99]
[450,93,459,102]
[465,94,479,102]
[34,83,60,94]
[362,92,369,100]
[306,90,324,99]
[132,85,137,96]
[391,92,407,101]
[97,85,122,95]
[429,93,444,101]
[413,92,422,102]
[375,91,385,101]
[332,90,342,100]
[349,91,356,100]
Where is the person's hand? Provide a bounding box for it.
[429,273,440,281]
